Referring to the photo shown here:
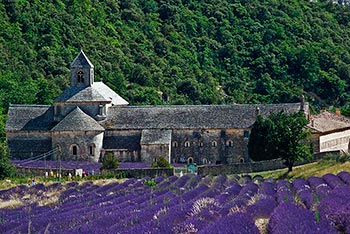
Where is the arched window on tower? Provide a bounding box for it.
[77,71,84,83]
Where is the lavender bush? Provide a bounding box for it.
[2,173,350,233]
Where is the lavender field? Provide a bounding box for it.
[1,172,350,233]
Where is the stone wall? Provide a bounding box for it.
[52,131,104,162]
[170,128,250,165]
[101,168,174,178]
[16,166,76,177]
[141,144,171,163]
[7,132,52,159]
[197,151,340,176]
[102,130,141,162]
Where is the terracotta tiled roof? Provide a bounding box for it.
[308,110,350,133]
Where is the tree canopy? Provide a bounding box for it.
[248,111,311,172]
[1,0,350,141]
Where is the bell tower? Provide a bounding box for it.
[70,50,94,87]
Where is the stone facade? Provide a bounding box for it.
[6,50,309,165]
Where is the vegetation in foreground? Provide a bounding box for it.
[1,171,350,233]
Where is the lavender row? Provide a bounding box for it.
[2,172,350,233]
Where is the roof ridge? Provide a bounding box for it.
[9,104,52,108]
[110,102,303,109]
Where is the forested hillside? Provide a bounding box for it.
[1,0,350,136]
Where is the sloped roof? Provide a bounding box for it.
[70,50,94,68]
[308,110,350,133]
[5,105,55,131]
[102,103,306,130]
[51,107,104,132]
[93,82,129,105]
[141,129,172,145]
[54,82,129,105]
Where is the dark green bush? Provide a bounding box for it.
[151,157,172,168]
[101,152,119,170]
[0,143,16,179]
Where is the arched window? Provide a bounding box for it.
[226,140,234,147]
[239,157,245,163]
[72,145,78,156]
[172,141,178,148]
[199,142,204,147]
[211,141,217,147]
[188,157,194,164]
[184,141,190,147]
[77,71,84,83]
[202,158,208,164]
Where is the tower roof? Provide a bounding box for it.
[51,107,104,132]
[70,50,94,68]
[54,82,129,105]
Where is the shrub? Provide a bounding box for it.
[0,142,16,179]
[143,179,156,187]
[151,156,172,168]
[0,156,16,179]
[101,152,119,170]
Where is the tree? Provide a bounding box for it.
[248,115,278,161]
[101,152,119,170]
[248,111,311,172]
[0,142,16,179]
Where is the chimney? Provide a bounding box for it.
[336,108,341,116]
[255,107,261,116]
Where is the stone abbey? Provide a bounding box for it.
[5,50,308,165]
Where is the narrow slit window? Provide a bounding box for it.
[77,71,84,83]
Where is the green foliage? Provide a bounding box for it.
[248,111,311,172]
[101,152,119,170]
[151,157,172,168]
[143,179,156,187]
[0,0,350,113]
[248,115,278,161]
[0,142,16,179]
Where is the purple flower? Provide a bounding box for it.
[268,203,336,234]
[337,171,350,185]
[318,185,350,233]
[322,173,344,189]
[198,212,259,234]
[246,198,276,219]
